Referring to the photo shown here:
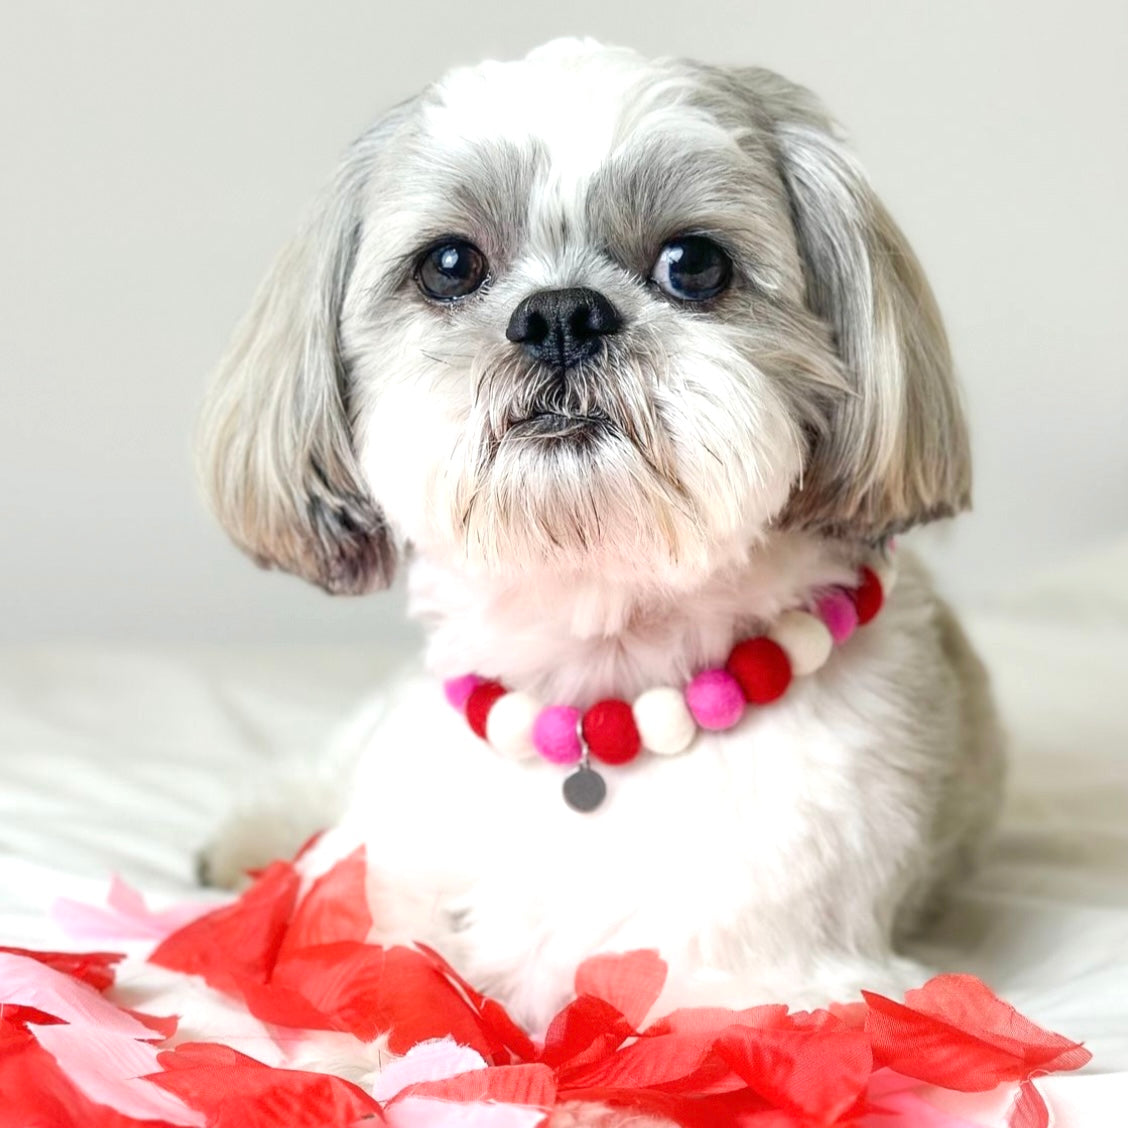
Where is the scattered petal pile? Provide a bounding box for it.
[0,850,1092,1128]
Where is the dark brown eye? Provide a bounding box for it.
[416,238,489,301]
[651,235,732,301]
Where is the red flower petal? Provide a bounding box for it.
[397,1063,556,1107]
[540,995,636,1072]
[150,1042,384,1128]
[863,975,1090,1090]
[574,950,667,1029]
[557,1025,746,1096]
[271,941,504,1057]
[1007,1078,1050,1128]
[0,1017,185,1128]
[279,847,372,954]
[716,1025,871,1122]
[414,943,538,1063]
[149,861,299,991]
[0,946,122,993]
[903,975,1090,1075]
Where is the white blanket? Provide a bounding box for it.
[2,542,1126,1106]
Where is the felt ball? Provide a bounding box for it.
[582,699,642,765]
[485,691,540,760]
[443,674,482,711]
[851,565,885,626]
[685,668,746,730]
[465,681,506,740]
[632,686,697,755]
[726,637,793,705]
[816,589,859,644]
[532,705,583,765]
[769,610,834,677]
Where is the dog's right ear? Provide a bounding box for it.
[197,106,412,595]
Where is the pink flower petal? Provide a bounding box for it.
[370,1037,488,1102]
[53,875,214,942]
[0,951,156,1039]
[32,1022,203,1126]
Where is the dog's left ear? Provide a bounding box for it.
[713,68,972,538]
[197,107,413,594]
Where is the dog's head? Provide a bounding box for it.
[199,39,969,595]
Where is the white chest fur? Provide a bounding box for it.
[303,556,963,1031]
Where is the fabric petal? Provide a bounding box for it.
[863,976,1090,1091]
[150,1042,385,1128]
[900,977,1091,1076]
[1007,1079,1050,1128]
[53,877,213,943]
[149,861,299,991]
[413,944,538,1064]
[369,1038,488,1102]
[32,1022,203,1126]
[0,952,156,1040]
[0,946,122,992]
[539,995,636,1072]
[0,1017,184,1128]
[279,847,372,954]
[395,1063,556,1106]
[716,1025,871,1121]
[573,950,667,1029]
[272,942,502,1056]
[555,1029,731,1094]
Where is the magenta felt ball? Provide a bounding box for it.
[816,589,859,644]
[532,706,583,764]
[685,669,745,731]
[443,674,482,711]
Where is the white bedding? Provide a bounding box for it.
[2,542,1127,1099]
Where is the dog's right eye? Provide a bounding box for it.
[415,239,489,302]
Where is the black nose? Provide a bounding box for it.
[506,287,622,369]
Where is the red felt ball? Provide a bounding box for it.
[465,681,507,740]
[581,699,641,765]
[726,637,792,704]
[852,566,884,625]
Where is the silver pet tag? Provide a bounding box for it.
[563,766,606,812]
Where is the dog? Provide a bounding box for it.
[198,38,1004,1034]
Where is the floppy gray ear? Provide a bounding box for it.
[721,68,971,538]
[197,111,410,595]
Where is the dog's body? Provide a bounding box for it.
[200,40,1003,1034]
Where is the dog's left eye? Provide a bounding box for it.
[415,238,489,301]
[650,236,732,302]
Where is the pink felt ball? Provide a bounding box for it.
[532,705,583,764]
[816,589,859,644]
[685,668,746,731]
[443,674,483,711]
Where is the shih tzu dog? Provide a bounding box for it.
[199,39,1004,1033]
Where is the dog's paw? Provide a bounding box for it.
[196,808,318,889]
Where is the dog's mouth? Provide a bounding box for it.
[505,410,613,441]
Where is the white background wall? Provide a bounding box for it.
[2,1,1125,643]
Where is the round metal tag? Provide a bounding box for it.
[562,766,606,812]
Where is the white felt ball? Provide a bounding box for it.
[633,686,697,755]
[769,610,834,676]
[485,692,540,760]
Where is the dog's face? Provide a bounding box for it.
[201,40,970,595]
